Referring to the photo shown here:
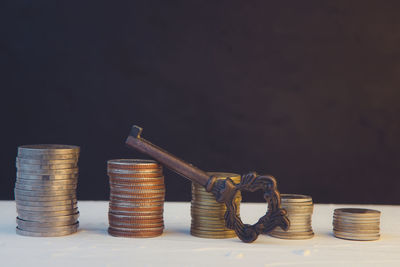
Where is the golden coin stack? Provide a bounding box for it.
[333,208,381,241]
[190,172,241,239]
[107,159,165,238]
[14,144,80,237]
[269,194,314,239]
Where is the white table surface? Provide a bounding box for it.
[0,201,399,267]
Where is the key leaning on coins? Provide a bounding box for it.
[125,125,290,243]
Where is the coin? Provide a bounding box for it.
[190,228,236,238]
[16,227,78,237]
[17,213,78,223]
[15,182,77,191]
[16,167,79,175]
[15,194,77,202]
[16,173,78,181]
[17,207,79,216]
[334,208,380,216]
[17,213,79,223]
[109,210,163,217]
[16,203,78,212]
[109,177,164,184]
[16,178,77,185]
[108,227,163,238]
[16,217,78,228]
[16,158,78,165]
[108,159,161,169]
[16,199,77,206]
[15,188,76,197]
[18,144,79,154]
[17,221,79,231]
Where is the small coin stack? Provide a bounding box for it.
[269,194,314,239]
[191,172,241,239]
[333,208,381,241]
[14,144,80,237]
[107,159,165,238]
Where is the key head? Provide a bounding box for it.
[208,172,290,243]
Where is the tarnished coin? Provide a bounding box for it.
[190,231,236,239]
[16,199,77,207]
[109,214,163,224]
[16,158,78,165]
[17,212,79,223]
[109,195,165,203]
[15,188,76,197]
[333,230,380,241]
[16,162,77,170]
[280,194,313,202]
[16,226,78,237]
[15,182,77,191]
[17,217,78,228]
[109,224,163,232]
[110,201,163,208]
[109,221,164,229]
[17,221,79,233]
[16,167,79,176]
[17,173,78,181]
[15,194,76,202]
[334,208,380,216]
[18,153,79,160]
[109,184,165,191]
[107,159,160,169]
[18,144,80,155]
[16,203,78,212]
[109,178,164,185]
[109,210,163,217]
[15,178,77,186]
[108,227,163,238]
[17,207,79,217]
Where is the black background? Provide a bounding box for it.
[1,1,400,204]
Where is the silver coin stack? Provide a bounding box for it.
[14,144,80,237]
[333,208,381,241]
[269,194,314,239]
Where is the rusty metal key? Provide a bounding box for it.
[125,125,289,243]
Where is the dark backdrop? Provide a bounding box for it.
[1,1,400,204]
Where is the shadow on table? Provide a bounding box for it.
[0,224,18,236]
[78,223,108,236]
[163,226,190,236]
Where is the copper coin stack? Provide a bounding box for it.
[190,172,242,239]
[333,208,381,241]
[14,144,80,237]
[269,194,314,239]
[107,159,165,238]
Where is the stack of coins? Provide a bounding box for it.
[14,144,80,237]
[107,159,165,238]
[333,208,381,241]
[191,172,241,239]
[269,194,314,239]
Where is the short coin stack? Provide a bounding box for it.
[269,194,314,239]
[191,172,241,239]
[107,159,165,238]
[333,208,381,241]
[15,144,80,237]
